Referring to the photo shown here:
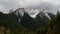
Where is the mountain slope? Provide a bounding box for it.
[35,10,55,27]
[20,12,38,31]
[0,12,27,32]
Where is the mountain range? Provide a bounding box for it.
[0,8,55,31]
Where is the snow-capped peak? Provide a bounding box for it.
[9,8,52,19]
[37,9,51,19]
[9,8,25,22]
[14,8,25,17]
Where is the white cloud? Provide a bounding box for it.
[0,0,60,14]
[17,0,60,7]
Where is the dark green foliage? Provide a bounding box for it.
[0,12,26,34]
[6,13,18,22]
[47,11,60,34]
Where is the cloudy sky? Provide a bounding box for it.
[0,0,60,14]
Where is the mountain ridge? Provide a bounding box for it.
[8,8,55,22]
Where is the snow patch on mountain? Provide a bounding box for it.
[25,8,39,18]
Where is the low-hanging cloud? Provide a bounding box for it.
[0,0,60,14]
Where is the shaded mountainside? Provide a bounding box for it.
[20,12,38,31]
[0,12,27,32]
[35,12,55,27]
